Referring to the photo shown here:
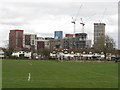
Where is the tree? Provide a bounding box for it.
[103,35,116,59]
[94,35,116,59]
[2,42,13,59]
[105,35,116,49]
[2,47,12,59]
[42,48,51,59]
[37,48,51,60]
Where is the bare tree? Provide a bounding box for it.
[105,35,116,50]
[2,42,13,58]
[94,35,116,59]
[103,35,116,59]
[37,48,51,60]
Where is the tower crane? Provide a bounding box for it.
[80,13,96,33]
[71,4,82,35]
[99,8,107,23]
[80,18,85,33]
[71,17,76,35]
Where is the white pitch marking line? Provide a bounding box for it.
[28,73,31,81]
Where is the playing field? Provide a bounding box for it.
[2,60,118,88]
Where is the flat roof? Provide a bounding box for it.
[10,30,24,32]
[94,23,106,25]
[75,33,87,35]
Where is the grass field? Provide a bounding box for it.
[2,60,118,88]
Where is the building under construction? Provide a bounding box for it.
[94,23,105,49]
[61,33,91,49]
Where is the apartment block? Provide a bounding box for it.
[75,33,87,49]
[9,30,24,51]
[54,31,63,39]
[23,34,37,50]
[23,34,50,50]
[94,23,105,49]
[35,37,50,49]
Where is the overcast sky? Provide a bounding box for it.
[0,0,119,48]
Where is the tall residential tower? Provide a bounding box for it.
[94,23,105,49]
[9,30,24,51]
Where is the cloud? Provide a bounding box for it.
[0,1,118,48]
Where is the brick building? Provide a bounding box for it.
[9,30,24,51]
[65,34,74,38]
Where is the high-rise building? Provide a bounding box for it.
[54,31,63,39]
[23,34,37,50]
[36,37,50,49]
[75,33,87,41]
[94,23,105,49]
[75,33,87,49]
[61,33,88,49]
[23,34,50,51]
[9,30,24,51]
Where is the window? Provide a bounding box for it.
[32,40,34,45]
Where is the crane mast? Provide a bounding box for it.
[71,17,76,35]
[71,4,82,36]
[80,18,85,33]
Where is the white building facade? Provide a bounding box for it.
[0,50,4,59]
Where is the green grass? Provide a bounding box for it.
[2,60,118,88]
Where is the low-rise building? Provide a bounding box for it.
[0,49,4,59]
[50,48,106,60]
[12,51,31,59]
[36,37,50,49]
